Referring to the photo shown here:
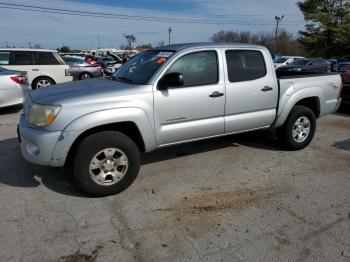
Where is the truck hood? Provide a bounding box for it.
[29,78,150,105]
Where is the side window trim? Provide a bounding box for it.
[164,50,220,88]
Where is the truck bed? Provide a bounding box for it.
[276,70,339,79]
[275,72,342,128]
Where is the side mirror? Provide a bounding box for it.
[158,72,184,90]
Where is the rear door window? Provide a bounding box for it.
[36,52,60,65]
[12,51,35,65]
[0,51,10,65]
[225,50,266,82]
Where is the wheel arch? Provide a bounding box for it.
[31,75,56,88]
[64,121,146,167]
[274,86,324,128]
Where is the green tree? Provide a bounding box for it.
[57,46,71,53]
[136,43,153,49]
[123,34,136,51]
[210,30,304,56]
[298,0,350,58]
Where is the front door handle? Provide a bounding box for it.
[209,91,224,98]
[261,86,273,92]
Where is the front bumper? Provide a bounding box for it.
[18,114,62,166]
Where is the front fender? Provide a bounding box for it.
[50,107,156,166]
[273,86,323,128]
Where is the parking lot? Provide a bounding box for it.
[0,106,349,262]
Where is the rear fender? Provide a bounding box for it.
[274,86,324,128]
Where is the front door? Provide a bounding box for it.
[153,49,225,146]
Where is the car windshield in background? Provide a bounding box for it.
[102,57,114,62]
[113,50,174,84]
[275,57,288,63]
[290,59,309,66]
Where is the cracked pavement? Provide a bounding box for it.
[0,105,349,262]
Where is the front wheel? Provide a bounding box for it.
[73,131,141,197]
[277,105,316,150]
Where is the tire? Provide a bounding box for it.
[73,131,141,197]
[32,77,54,89]
[79,72,92,80]
[277,105,316,150]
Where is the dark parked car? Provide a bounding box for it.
[339,70,350,107]
[63,57,103,80]
[276,58,331,74]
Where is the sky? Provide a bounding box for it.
[0,0,306,49]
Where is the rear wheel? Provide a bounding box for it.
[32,77,54,89]
[79,72,92,80]
[277,105,316,150]
[73,131,141,197]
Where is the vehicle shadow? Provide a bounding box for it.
[0,131,283,197]
[142,130,283,165]
[0,138,84,198]
[0,104,23,115]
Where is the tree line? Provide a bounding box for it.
[211,0,350,58]
[210,30,305,56]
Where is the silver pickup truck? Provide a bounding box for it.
[18,43,342,196]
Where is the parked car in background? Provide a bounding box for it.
[339,69,350,107]
[0,48,72,89]
[97,56,116,68]
[109,53,123,64]
[0,67,30,108]
[274,56,304,69]
[276,58,331,74]
[61,54,99,65]
[63,57,103,80]
[335,62,350,73]
[104,53,123,76]
[18,43,342,196]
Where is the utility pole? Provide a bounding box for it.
[168,27,172,45]
[97,27,101,49]
[274,15,284,54]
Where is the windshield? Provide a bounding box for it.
[102,57,114,62]
[275,57,288,63]
[113,50,174,84]
[290,59,309,66]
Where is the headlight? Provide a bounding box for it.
[28,103,61,128]
[291,68,302,72]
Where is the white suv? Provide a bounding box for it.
[0,48,72,89]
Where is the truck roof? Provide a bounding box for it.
[151,42,265,52]
[0,48,58,52]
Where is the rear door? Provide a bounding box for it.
[9,51,37,84]
[33,51,65,82]
[153,49,225,145]
[223,49,278,133]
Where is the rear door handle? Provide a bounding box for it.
[32,69,39,71]
[209,91,224,98]
[261,86,273,92]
